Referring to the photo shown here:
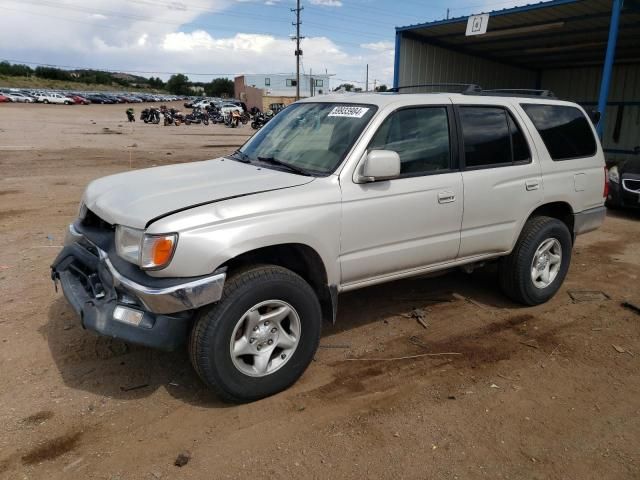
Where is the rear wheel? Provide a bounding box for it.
[189,265,322,403]
[499,216,572,305]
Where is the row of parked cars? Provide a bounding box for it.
[0,88,187,105]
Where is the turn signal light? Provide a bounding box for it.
[141,234,177,270]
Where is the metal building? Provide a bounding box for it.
[393,0,639,162]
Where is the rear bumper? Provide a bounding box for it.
[573,206,606,235]
[51,224,226,350]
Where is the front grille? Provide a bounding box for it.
[82,209,115,231]
[622,178,640,193]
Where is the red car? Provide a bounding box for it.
[69,95,90,105]
[0,94,9,103]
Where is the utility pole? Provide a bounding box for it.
[291,0,304,100]
[365,64,369,92]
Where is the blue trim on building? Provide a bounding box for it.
[393,32,401,89]
[596,0,624,137]
[395,0,581,32]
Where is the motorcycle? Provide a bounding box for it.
[184,108,209,126]
[224,110,243,128]
[250,110,274,130]
[125,107,135,122]
[162,107,184,126]
[140,106,161,124]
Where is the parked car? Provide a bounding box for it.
[35,92,74,104]
[606,155,640,209]
[0,94,9,103]
[68,94,91,105]
[52,92,606,402]
[218,102,243,116]
[84,94,114,104]
[0,91,34,103]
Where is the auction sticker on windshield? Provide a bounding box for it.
[328,106,370,118]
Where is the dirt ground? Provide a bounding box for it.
[1,101,639,480]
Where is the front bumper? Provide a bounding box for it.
[51,224,226,350]
[608,176,640,209]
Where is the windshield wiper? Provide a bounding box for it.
[228,149,251,163]
[256,156,312,176]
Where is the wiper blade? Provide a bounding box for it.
[228,149,251,163]
[256,156,312,176]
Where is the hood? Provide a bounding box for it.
[619,157,640,175]
[83,158,314,229]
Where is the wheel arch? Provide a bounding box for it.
[528,201,575,239]
[221,243,337,324]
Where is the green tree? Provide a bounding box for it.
[375,84,388,92]
[205,78,234,97]
[333,83,355,92]
[166,74,191,95]
[148,76,165,89]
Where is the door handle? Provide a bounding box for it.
[525,180,540,191]
[438,191,456,204]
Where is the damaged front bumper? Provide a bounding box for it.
[51,223,226,350]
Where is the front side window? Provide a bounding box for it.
[368,107,451,176]
[460,106,530,168]
[521,104,596,160]
[239,103,377,175]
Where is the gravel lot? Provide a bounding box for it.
[1,101,639,479]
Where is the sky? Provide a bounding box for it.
[0,0,534,90]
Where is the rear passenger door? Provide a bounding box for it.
[456,103,543,258]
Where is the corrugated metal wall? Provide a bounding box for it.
[398,35,536,91]
[542,64,640,161]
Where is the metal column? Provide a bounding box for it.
[596,0,624,137]
[393,31,401,89]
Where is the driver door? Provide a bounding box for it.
[339,105,463,286]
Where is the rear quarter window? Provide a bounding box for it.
[521,104,597,160]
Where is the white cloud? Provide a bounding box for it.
[309,0,343,6]
[360,41,394,52]
[0,0,394,87]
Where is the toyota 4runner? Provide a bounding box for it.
[52,91,607,402]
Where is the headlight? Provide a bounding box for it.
[115,225,177,270]
[115,226,144,264]
[608,165,620,184]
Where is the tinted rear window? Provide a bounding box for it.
[521,104,597,160]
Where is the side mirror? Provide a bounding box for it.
[358,150,401,182]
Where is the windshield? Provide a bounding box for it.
[238,102,377,175]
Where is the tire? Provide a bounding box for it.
[185,119,191,125]
[498,216,572,306]
[43,100,49,104]
[189,265,322,403]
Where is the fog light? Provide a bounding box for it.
[113,306,144,326]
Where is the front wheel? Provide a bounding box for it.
[498,216,572,306]
[189,265,322,403]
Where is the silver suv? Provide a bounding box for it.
[52,91,606,402]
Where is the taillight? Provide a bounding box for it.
[603,166,609,198]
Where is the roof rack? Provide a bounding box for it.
[480,89,557,99]
[389,83,482,94]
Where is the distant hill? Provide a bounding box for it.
[0,75,165,92]
[0,61,166,91]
